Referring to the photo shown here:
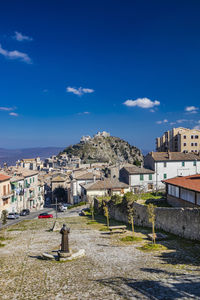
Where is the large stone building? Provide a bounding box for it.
[156,127,200,153]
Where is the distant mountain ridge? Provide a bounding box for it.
[61,135,143,165]
[0,147,64,166]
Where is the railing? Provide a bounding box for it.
[2,192,14,199]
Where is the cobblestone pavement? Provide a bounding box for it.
[0,215,200,299]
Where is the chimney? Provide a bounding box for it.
[93,174,96,182]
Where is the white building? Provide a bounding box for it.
[144,152,200,189]
[70,170,101,204]
[94,131,110,138]
[81,178,130,202]
[119,165,155,193]
[80,135,91,143]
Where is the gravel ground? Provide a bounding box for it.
[0,213,200,300]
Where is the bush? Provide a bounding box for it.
[1,210,8,225]
[120,235,143,242]
[137,243,167,252]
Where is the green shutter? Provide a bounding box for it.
[164,173,167,179]
[140,174,144,181]
[182,162,185,167]
[149,174,152,180]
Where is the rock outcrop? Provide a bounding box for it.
[61,135,143,165]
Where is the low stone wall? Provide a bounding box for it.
[95,198,200,241]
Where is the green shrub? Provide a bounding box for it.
[137,243,167,252]
[120,235,143,242]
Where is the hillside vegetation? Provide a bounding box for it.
[61,135,143,165]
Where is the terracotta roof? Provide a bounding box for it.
[7,167,38,177]
[75,172,101,180]
[122,166,154,174]
[0,174,10,182]
[149,152,200,161]
[81,178,129,190]
[51,175,66,182]
[164,174,200,193]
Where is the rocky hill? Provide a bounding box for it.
[61,135,143,165]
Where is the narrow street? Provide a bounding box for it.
[0,206,85,229]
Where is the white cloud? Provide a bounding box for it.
[0,44,32,64]
[9,112,18,117]
[185,106,198,113]
[78,111,90,115]
[123,97,160,109]
[156,119,168,124]
[66,86,94,96]
[0,106,14,111]
[13,31,33,42]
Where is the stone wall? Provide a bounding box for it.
[95,198,200,241]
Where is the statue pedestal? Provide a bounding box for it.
[58,249,85,261]
[58,250,72,260]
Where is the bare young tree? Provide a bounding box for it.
[124,192,135,236]
[103,201,109,228]
[127,202,135,236]
[1,210,8,225]
[90,200,94,221]
[147,203,156,244]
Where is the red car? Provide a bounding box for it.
[38,212,53,219]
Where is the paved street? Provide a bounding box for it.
[0,206,85,229]
[0,207,53,229]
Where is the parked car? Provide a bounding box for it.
[20,209,30,216]
[7,212,20,219]
[58,205,67,212]
[38,213,53,219]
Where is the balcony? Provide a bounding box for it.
[2,192,13,200]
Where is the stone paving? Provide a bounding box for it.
[0,213,200,299]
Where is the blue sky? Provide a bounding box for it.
[1,0,200,151]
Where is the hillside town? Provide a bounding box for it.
[1,128,200,217]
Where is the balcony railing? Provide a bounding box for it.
[2,192,13,199]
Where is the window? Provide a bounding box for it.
[164,173,167,179]
[3,185,6,196]
[191,143,194,146]
[149,174,152,180]
[182,162,185,167]
[183,143,186,146]
[193,161,197,166]
[195,135,199,139]
[164,162,167,167]
[195,143,198,146]
[183,135,186,139]
[191,135,194,139]
[140,174,144,181]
